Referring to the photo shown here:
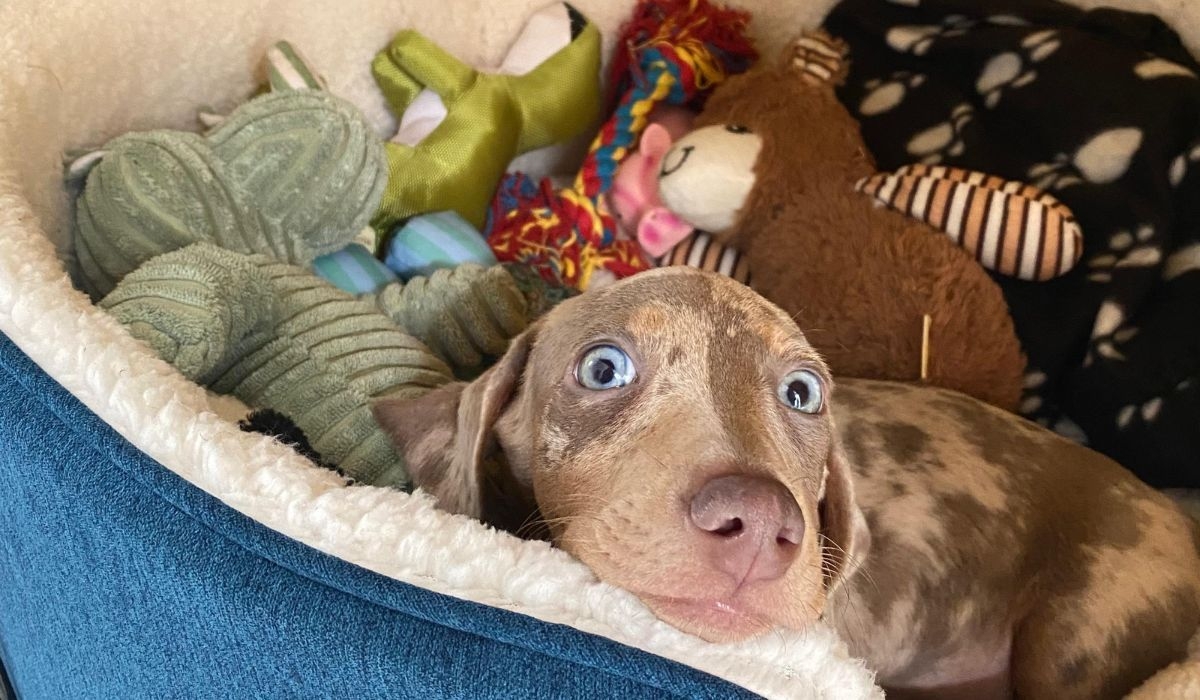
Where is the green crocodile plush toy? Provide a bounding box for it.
[371,2,601,234]
[73,42,550,486]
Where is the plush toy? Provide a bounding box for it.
[607,107,695,257]
[100,243,453,488]
[73,90,382,300]
[71,42,543,484]
[371,2,601,235]
[383,210,498,280]
[655,32,1083,411]
[485,0,758,290]
[605,105,752,284]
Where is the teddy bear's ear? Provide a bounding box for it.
[784,30,850,88]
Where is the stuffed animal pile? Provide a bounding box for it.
[67,0,1090,486]
[69,40,554,487]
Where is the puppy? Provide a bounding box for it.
[374,268,1200,699]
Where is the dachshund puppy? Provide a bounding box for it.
[375,267,1200,699]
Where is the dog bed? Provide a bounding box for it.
[0,0,1195,698]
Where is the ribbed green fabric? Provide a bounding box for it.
[100,243,452,487]
[371,264,529,377]
[74,91,387,299]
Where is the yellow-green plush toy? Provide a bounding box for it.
[371,2,601,235]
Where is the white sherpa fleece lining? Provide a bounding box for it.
[0,1,1197,698]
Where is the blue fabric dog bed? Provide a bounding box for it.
[0,0,894,696]
[0,332,755,699]
[11,0,1199,696]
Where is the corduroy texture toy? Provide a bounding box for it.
[71,42,545,482]
[100,243,453,488]
[371,264,530,374]
[371,2,602,235]
[74,89,385,300]
[485,0,758,290]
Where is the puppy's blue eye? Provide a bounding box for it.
[778,370,824,413]
[576,345,636,390]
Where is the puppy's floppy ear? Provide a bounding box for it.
[372,325,538,526]
[820,419,870,592]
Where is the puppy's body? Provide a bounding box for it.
[832,381,1200,698]
[375,268,1200,699]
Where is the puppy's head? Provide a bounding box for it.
[373,268,867,642]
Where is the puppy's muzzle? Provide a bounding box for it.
[689,475,805,585]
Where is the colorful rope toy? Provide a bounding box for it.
[486,0,757,290]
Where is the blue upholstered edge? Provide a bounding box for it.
[0,332,760,699]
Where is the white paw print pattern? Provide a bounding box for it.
[1051,415,1089,445]
[1028,127,1144,190]
[985,15,1030,27]
[906,103,974,164]
[976,30,1061,108]
[1020,370,1048,416]
[1134,57,1197,80]
[885,15,975,56]
[1167,141,1200,188]
[1164,243,1200,281]
[1024,372,1090,444]
[859,71,927,116]
[1086,300,1138,366]
[1086,225,1160,283]
[1116,397,1164,430]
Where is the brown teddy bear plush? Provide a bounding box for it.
[656,31,1081,412]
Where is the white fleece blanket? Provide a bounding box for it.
[0,1,1197,698]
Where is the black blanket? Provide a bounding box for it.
[824,0,1200,487]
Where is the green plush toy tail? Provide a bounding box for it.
[101,243,453,487]
[372,264,530,376]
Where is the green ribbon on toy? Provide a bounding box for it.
[370,2,602,236]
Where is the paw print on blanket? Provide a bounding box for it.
[1022,370,1090,444]
[1164,242,1200,281]
[1028,127,1144,190]
[1167,141,1200,188]
[859,71,926,116]
[1086,300,1139,365]
[906,103,973,164]
[1134,57,1197,80]
[1020,369,1049,416]
[976,30,1061,108]
[1116,396,1164,430]
[1087,225,1161,283]
[885,15,975,56]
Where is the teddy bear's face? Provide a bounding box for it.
[656,33,874,245]
[657,124,763,234]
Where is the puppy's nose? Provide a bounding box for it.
[689,475,805,585]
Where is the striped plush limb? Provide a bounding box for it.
[789,30,850,87]
[101,243,453,487]
[857,165,1083,281]
[657,232,751,285]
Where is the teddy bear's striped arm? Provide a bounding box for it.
[856,164,1083,281]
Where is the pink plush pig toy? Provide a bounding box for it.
[607,106,695,258]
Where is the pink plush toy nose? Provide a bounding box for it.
[689,475,805,585]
